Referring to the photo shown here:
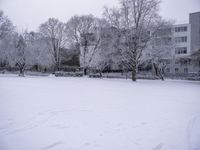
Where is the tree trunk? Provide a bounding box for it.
[84,68,87,75]
[19,67,24,77]
[132,66,136,81]
[99,71,102,78]
[158,71,164,81]
[153,63,158,76]
[54,62,59,72]
[158,68,165,81]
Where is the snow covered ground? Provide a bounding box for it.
[0,75,200,150]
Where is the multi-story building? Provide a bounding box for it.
[165,12,200,75]
[173,24,191,57]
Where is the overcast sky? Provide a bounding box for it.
[0,0,200,31]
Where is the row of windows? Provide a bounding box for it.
[175,47,187,54]
[166,68,188,73]
[175,36,187,43]
[175,26,187,32]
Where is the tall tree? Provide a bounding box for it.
[66,15,100,75]
[0,11,14,40]
[39,18,67,71]
[0,11,15,67]
[104,0,166,81]
[9,33,29,76]
[146,24,174,80]
[66,15,97,48]
[90,26,123,75]
[24,31,54,71]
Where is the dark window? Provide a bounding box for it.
[184,68,188,73]
[175,36,187,43]
[175,60,179,64]
[166,59,170,64]
[183,26,187,31]
[175,68,179,73]
[166,68,170,73]
[175,26,187,32]
[175,47,187,54]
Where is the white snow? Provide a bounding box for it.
[0,75,200,150]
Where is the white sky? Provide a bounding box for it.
[0,0,200,31]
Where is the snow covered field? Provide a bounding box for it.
[0,75,200,150]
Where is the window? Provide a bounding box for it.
[184,68,188,73]
[183,60,188,65]
[175,26,187,32]
[175,60,179,64]
[165,59,170,64]
[175,68,179,73]
[166,68,170,73]
[175,47,187,54]
[175,36,187,43]
[183,26,187,31]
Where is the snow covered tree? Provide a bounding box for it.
[24,31,54,71]
[66,15,97,49]
[9,34,28,76]
[66,15,100,74]
[104,0,166,81]
[0,35,11,67]
[39,18,67,71]
[80,32,100,75]
[0,11,14,40]
[0,11,15,68]
[191,49,200,66]
[145,22,174,80]
[66,15,102,75]
[90,26,123,76]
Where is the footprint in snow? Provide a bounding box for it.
[152,143,163,150]
[42,141,62,150]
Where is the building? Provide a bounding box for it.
[173,24,191,57]
[165,12,200,75]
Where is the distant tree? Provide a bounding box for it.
[66,15,99,75]
[0,11,15,67]
[24,31,54,71]
[39,18,67,71]
[146,23,174,80]
[90,26,123,76]
[189,49,200,72]
[104,0,167,81]
[10,34,28,76]
[0,11,14,40]
[0,35,11,67]
[66,15,97,48]
[191,49,200,63]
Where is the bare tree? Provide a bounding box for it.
[66,15,97,47]
[8,33,29,76]
[0,11,15,68]
[39,18,67,71]
[66,15,102,75]
[104,0,165,81]
[90,26,123,76]
[24,31,54,71]
[0,11,14,40]
[145,23,174,80]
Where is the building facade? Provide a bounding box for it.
[165,12,200,75]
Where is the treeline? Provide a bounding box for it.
[0,0,173,81]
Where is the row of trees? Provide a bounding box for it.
[0,0,173,81]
